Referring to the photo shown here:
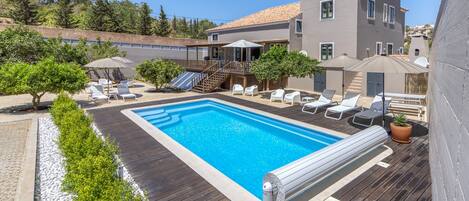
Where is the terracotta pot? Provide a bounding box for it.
[390,122,413,144]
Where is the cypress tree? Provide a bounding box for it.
[154,5,171,37]
[8,0,38,25]
[55,0,76,28]
[88,0,111,31]
[171,15,177,33]
[137,3,152,35]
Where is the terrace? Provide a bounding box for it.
[89,92,431,201]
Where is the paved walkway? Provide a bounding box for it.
[0,120,32,201]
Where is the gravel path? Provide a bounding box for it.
[0,120,31,200]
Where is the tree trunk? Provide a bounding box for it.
[32,95,38,111]
[266,80,270,91]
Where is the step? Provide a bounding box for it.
[138,109,165,117]
[149,116,171,125]
[144,112,169,121]
[158,115,181,128]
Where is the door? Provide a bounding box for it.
[367,73,384,96]
[314,72,327,92]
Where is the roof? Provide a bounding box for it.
[208,2,300,32]
[0,23,206,47]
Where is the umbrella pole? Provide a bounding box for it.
[342,70,345,98]
[106,68,110,96]
[382,73,386,127]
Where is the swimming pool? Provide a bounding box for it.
[129,99,343,199]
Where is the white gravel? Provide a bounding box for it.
[35,117,73,201]
[35,116,144,200]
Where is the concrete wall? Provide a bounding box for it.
[289,14,303,51]
[429,0,469,200]
[207,23,290,44]
[300,0,359,60]
[356,0,405,59]
[409,35,430,62]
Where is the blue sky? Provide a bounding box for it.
[131,0,441,26]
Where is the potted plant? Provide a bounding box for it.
[390,114,413,144]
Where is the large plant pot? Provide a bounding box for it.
[390,122,413,144]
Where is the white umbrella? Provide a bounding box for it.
[111,57,134,64]
[345,55,429,126]
[318,54,361,97]
[85,58,130,95]
[223,40,263,62]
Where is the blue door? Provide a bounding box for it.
[367,73,384,96]
[314,72,327,92]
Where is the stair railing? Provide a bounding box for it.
[201,62,232,93]
[190,62,220,90]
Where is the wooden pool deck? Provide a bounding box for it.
[89,93,431,201]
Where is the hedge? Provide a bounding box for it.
[50,93,144,201]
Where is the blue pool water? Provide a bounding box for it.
[134,100,342,198]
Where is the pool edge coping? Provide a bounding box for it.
[121,98,351,201]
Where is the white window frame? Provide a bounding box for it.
[389,5,396,24]
[386,43,394,55]
[319,0,335,20]
[211,33,219,42]
[376,42,383,55]
[367,0,376,20]
[319,42,334,61]
[295,19,303,34]
[383,3,388,23]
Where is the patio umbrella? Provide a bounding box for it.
[344,55,429,126]
[84,58,130,95]
[223,40,263,61]
[111,56,134,64]
[318,53,361,97]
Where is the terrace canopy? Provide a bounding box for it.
[318,53,361,97]
[345,55,429,125]
[223,40,263,62]
[84,58,131,95]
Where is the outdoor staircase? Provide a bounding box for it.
[191,62,230,93]
[139,109,181,129]
[345,72,364,94]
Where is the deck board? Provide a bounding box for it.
[89,93,431,201]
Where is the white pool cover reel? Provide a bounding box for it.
[263,126,388,201]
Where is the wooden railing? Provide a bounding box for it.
[166,59,218,71]
[190,62,220,90]
[200,62,232,93]
[224,61,252,74]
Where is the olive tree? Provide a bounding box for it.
[250,45,288,90]
[136,59,183,90]
[280,51,320,78]
[0,58,89,110]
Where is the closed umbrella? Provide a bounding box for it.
[344,55,429,126]
[84,58,130,95]
[318,53,361,97]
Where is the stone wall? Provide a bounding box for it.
[429,0,469,200]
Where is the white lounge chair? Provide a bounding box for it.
[270,89,285,102]
[232,84,244,95]
[284,91,301,105]
[302,89,336,114]
[324,92,361,120]
[352,96,392,127]
[89,85,109,103]
[117,84,137,101]
[244,85,259,96]
[98,78,112,87]
[120,80,135,88]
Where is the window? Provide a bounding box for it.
[399,47,404,54]
[376,42,383,55]
[295,19,303,34]
[389,6,396,24]
[383,3,388,22]
[321,0,334,20]
[211,47,219,59]
[415,49,420,56]
[320,43,334,60]
[212,33,218,41]
[376,42,382,55]
[367,0,375,19]
[387,43,393,55]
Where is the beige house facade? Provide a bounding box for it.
[204,1,407,96]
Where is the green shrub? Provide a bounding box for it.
[136,59,183,90]
[50,93,143,201]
